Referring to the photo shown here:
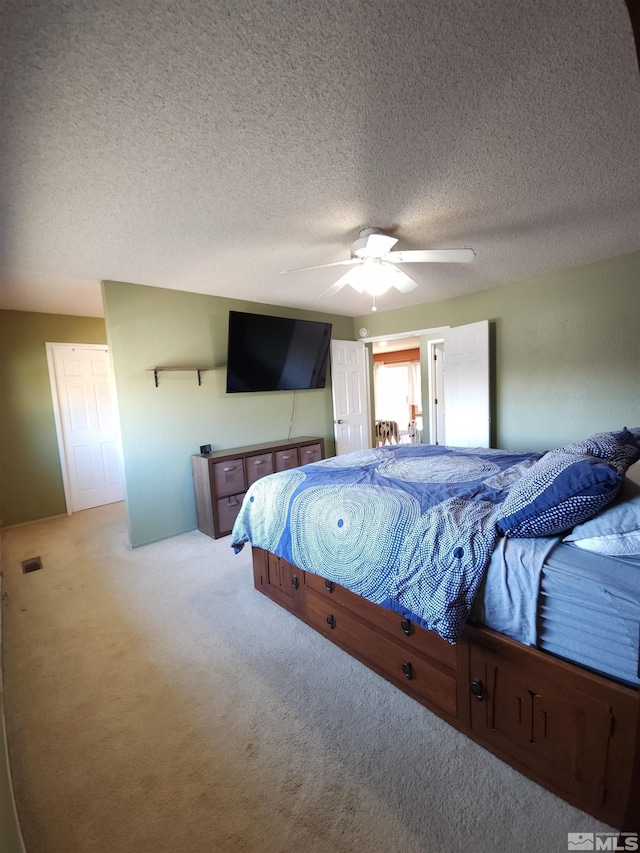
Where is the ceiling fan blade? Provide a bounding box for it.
[385,248,476,264]
[353,232,398,259]
[389,267,419,293]
[281,258,361,274]
[317,269,357,298]
[317,282,346,299]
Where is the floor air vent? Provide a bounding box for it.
[21,557,43,574]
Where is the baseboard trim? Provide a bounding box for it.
[1,512,67,532]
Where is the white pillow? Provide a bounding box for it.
[626,460,640,486]
[564,476,640,556]
[570,530,640,556]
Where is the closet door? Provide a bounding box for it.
[443,320,490,447]
[48,343,125,512]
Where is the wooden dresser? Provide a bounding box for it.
[191,437,324,539]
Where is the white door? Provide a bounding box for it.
[330,340,372,455]
[442,320,490,447]
[47,344,125,512]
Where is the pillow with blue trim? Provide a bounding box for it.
[558,427,640,476]
[496,450,623,538]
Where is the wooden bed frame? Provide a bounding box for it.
[252,546,640,830]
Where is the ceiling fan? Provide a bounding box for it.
[282,227,476,310]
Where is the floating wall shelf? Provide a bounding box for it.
[146,366,215,387]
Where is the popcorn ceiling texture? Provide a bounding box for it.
[0,0,638,317]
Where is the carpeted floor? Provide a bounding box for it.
[1,502,613,852]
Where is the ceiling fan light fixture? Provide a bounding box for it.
[353,260,396,296]
[335,267,366,293]
[289,226,476,306]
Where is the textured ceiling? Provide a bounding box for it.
[1,0,639,318]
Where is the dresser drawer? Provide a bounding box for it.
[305,572,457,669]
[305,590,457,717]
[213,458,246,497]
[274,448,299,471]
[299,443,323,465]
[246,452,274,486]
[216,492,246,532]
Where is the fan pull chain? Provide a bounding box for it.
[371,295,377,312]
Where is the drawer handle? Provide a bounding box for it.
[291,575,299,590]
[402,661,414,680]
[283,454,292,460]
[400,618,412,636]
[325,579,334,593]
[471,679,485,701]
[227,496,238,507]
[326,613,335,629]
[254,460,263,465]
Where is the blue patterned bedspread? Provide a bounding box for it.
[231,444,541,642]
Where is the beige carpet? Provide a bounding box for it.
[1,503,613,853]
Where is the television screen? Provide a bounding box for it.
[226,311,332,393]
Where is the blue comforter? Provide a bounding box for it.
[231,444,541,642]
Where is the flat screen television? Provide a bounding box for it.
[226,310,332,393]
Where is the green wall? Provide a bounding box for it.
[3,252,639,538]
[102,281,354,547]
[353,252,640,453]
[0,311,107,528]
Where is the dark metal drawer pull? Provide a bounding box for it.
[402,660,413,680]
[291,575,299,590]
[325,579,334,593]
[327,613,335,629]
[400,618,412,636]
[471,679,485,701]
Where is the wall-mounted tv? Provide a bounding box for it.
[226,310,332,393]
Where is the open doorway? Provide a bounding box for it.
[372,337,423,444]
[364,320,491,449]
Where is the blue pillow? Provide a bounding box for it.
[558,427,640,476]
[496,450,623,538]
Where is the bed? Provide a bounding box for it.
[231,429,640,829]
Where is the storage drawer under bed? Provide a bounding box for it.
[304,571,457,669]
[305,588,458,717]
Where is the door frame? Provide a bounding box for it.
[358,326,448,444]
[45,341,115,515]
[427,338,445,444]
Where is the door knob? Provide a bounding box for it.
[335,419,344,424]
